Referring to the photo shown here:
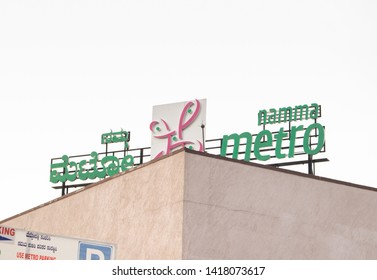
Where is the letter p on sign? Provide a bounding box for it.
[78,242,114,260]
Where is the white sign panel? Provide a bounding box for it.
[150,99,207,159]
[0,226,115,260]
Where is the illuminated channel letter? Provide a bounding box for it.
[220,132,252,161]
[309,103,319,119]
[274,127,288,159]
[288,125,304,157]
[278,106,293,123]
[293,105,309,121]
[258,110,267,126]
[303,123,325,155]
[254,130,273,161]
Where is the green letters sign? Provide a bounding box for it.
[221,103,325,162]
[258,103,320,126]
[50,130,134,184]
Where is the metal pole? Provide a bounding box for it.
[308,135,314,175]
[62,166,67,196]
[308,154,313,175]
[140,148,144,164]
[201,123,205,151]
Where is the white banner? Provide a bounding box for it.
[0,225,115,260]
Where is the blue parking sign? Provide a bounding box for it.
[78,242,114,260]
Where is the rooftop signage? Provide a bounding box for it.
[150,99,206,159]
[101,129,129,148]
[50,152,134,184]
[220,102,325,162]
[50,129,133,184]
[258,103,320,126]
[50,99,206,193]
[50,99,326,195]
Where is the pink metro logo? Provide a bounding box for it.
[150,99,206,159]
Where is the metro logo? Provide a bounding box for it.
[150,99,207,160]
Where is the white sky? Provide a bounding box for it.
[0,0,376,221]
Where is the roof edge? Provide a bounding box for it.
[0,148,186,224]
[1,148,375,224]
[184,148,376,192]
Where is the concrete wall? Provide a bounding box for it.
[182,151,377,259]
[1,151,186,259]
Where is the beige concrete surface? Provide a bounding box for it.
[1,151,186,259]
[183,151,377,259]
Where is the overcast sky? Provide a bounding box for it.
[0,0,376,221]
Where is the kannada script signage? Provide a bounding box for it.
[0,226,116,260]
[50,129,133,184]
[101,129,130,149]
